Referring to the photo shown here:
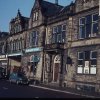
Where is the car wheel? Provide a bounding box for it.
[16,81,19,85]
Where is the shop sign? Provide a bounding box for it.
[2,63,7,66]
[25,47,42,53]
[0,55,7,59]
[8,53,22,57]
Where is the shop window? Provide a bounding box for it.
[77,51,97,74]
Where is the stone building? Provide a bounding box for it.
[0,32,9,74]
[64,0,100,93]
[43,2,75,86]
[7,10,29,74]
[5,0,100,93]
[21,0,65,82]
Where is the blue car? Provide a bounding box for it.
[9,73,29,85]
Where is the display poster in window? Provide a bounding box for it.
[85,61,89,67]
[77,67,83,74]
[84,67,89,74]
[90,67,96,74]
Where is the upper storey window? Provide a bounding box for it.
[52,24,66,43]
[79,13,98,39]
[30,31,38,47]
[33,11,39,21]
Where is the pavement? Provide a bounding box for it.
[29,83,100,98]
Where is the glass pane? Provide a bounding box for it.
[84,67,89,74]
[86,15,92,24]
[93,14,98,22]
[62,31,65,42]
[77,67,83,74]
[62,25,66,31]
[93,23,98,35]
[90,67,96,74]
[78,52,84,60]
[91,51,97,59]
[79,26,85,38]
[78,60,83,65]
[52,34,57,43]
[53,27,57,33]
[85,51,90,60]
[32,31,37,37]
[80,18,85,24]
[91,60,97,65]
[57,34,62,43]
[86,24,91,38]
[57,25,62,33]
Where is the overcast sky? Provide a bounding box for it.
[0,0,74,32]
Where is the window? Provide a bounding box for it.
[77,51,97,74]
[33,12,39,21]
[52,24,66,43]
[31,31,38,46]
[79,14,98,39]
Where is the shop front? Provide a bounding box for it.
[8,52,22,74]
[0,55,8,76]
[22,47,43,82]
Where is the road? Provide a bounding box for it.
[0,80,88,98]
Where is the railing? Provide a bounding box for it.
[45,43,64,50]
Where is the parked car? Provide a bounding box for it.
[0,67,8,79]
[9,73,29,85]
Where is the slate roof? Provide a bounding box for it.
[41,0,75,17]
[41,0,64,17]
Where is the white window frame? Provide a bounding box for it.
[57,34,62,43]
[78,52,84,60]
[79,17,86,39]
[36,12,39,20]
[90,51,97,60]
[62,24,66,31]
[77,65,83,74]
[91,13,98,37]
[35,31,38,46]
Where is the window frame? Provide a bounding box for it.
[79,13,98,39]
[77,51,97,75]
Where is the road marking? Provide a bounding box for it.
[29,85,99,98]
[3,87,8,90]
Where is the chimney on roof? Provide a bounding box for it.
[55,0,58,5]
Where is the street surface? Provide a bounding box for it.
[0,80,88,98]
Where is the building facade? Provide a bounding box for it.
[64,0,100,93]
[7,10,29,74]
[2,0,100,93]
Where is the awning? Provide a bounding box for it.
[30,55,40,62]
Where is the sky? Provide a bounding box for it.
[0,0,74,32]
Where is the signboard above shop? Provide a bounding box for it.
[25,47,43,53]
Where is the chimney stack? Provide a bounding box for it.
[55,0,58,5]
